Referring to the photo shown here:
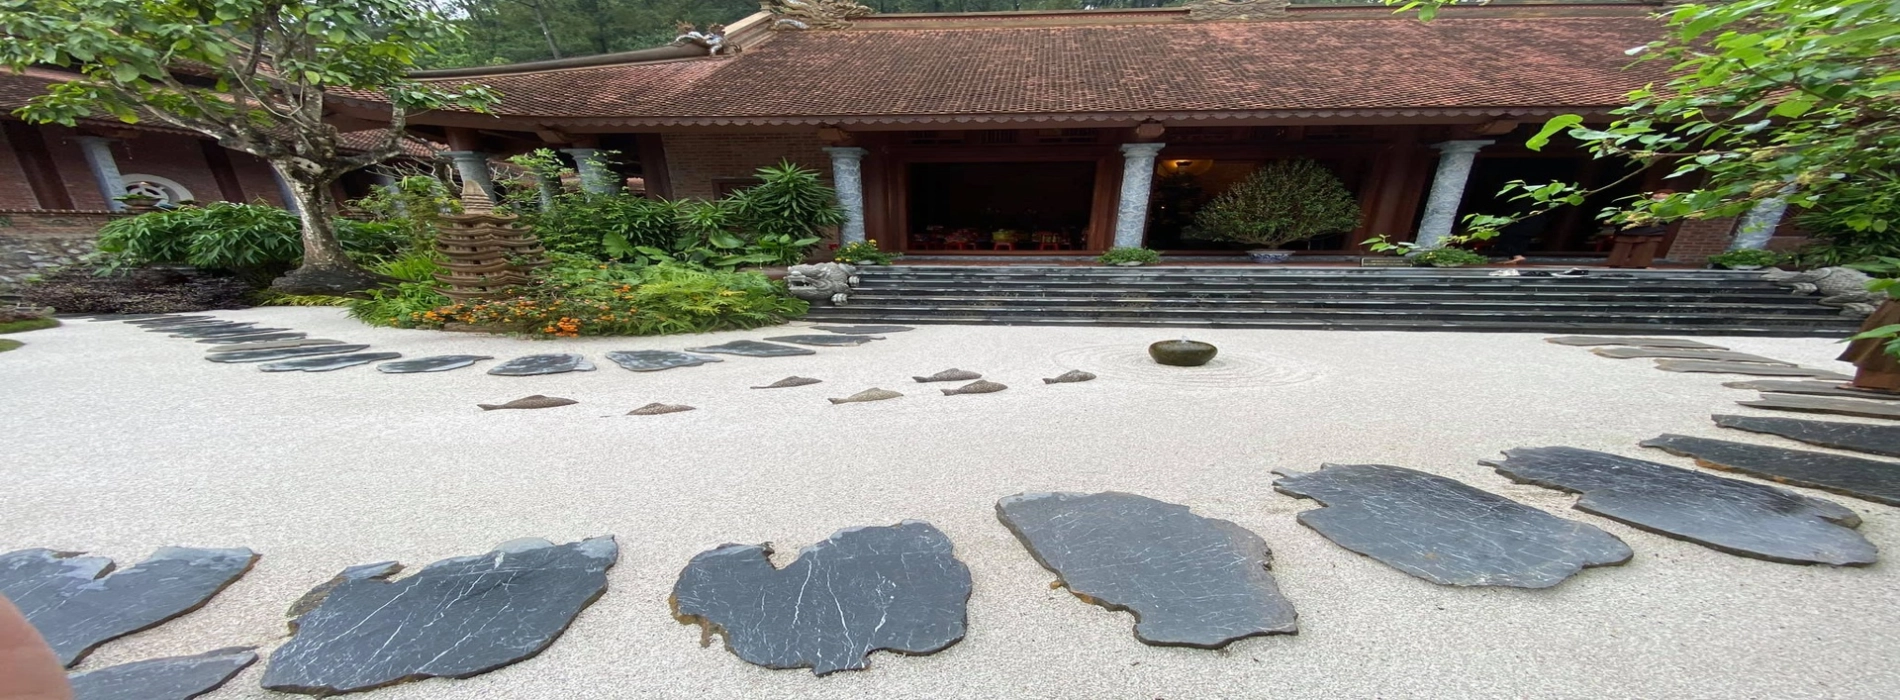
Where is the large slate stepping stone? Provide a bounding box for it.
[1482,447,1877,566]
[1724,380,1900,401]
[261,352,403,373]
[604,349,722,372]
[1740,393,1900,420]
[67,647,257,700]
[173,325,289,339]
[0,547,258,666]
[671,521,971,675]
[683,340,815,357]
[1642,434,1900,507]
[126,315,212,326]
[488,353,596,376]
[262,536,617,695]
[377,355,493,374]
[197,332,307,345]
[1547,335,1726,349]
[1655,359,1850,379]
[206,338,344,353]
[1590,347,1792,364]
[764,334,877,347]
[996,491,1298,647]
[811,324,913,335]
[149,322,250,334]
[205,344,369,363]
[1715,414,1900,458]
[1272,464,1632,588]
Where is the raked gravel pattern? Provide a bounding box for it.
[1,307,1896,699]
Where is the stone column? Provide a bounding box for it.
[1728,196,1790,251]
[824,146,869,245]
[444,150,496,200]
[562,147,617,194]
[74,136,126,211]
[1113,142,1166,249]
[1415,139,1494,249]
[372,171,407,215]
[270,167,302,215]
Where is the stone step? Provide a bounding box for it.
[837,294,1851,316]
[810,303,1860,327]
[847,287,1816,303]
[799,311,1856,337]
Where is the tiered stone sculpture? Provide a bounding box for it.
[433,179,548,301]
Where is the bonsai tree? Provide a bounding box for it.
[0,0,498,294]
[1190,159,1362,250]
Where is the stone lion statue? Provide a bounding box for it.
[785,262,859,306]
[1764,266,1882,317]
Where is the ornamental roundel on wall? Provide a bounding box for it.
[119,174,195,205]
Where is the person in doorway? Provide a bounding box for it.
[0,596,70,700]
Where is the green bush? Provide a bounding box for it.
[726,161,845,266]
[342,254,450,326]
[1708,249,1781,269]
[528,192,681,259]
[1097,247,1161,266]
[1190,159,1362,249]
[94,202,408,279]
[1787,173,1900,267]
[835,240,897,265]
[1412,248,1489,267]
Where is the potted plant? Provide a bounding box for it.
[1412,247,1490,268]
[835,239,897,266]
[115,192,163,213]
[1709,249,1780,270]
[1190,158,1362,263]
[1097,246,1161,267]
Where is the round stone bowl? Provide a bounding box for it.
[1149,339,1218,367]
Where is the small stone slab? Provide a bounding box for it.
[206,338,344,353]
[1655,359,1850,380]
[1724,380,1900,401]
[153,322,252,336]
[67,647,257,700]
[752,376,821,389]
[671,521,971,675]
[260,352,403,373]
[1715,414,1900,458]
[478,395,577,411]
[604,350,722,372]
[764,334,877,346]
[913,368,981,383]
[172,325,289,339]
[126,315,212,326]
[683,340,815,357]
[828,388,902,404]
[628,403,695,415]
[811,324,914,335]
[1546,336,1726,349]
[1643,434,1900,507]
[0,547,258,667]
[488,353,596,376]
[261,537,618,695]
[1482,447,1876,566]
[377,355,493,374]
[1042,370,1097,384]
[1740,393,1900,420]
[204,344,369,364]
[942,380,1007,395]
[996,491,1299,647]
[196,332,308,345]
[1272,464,1631,588]
[1590,347,1793,364]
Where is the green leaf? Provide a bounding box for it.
[1525,115,1585,151]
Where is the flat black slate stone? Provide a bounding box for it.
[603,349,723,372]
[1272,464,1632,588]
[1724,380,1900,400]
[153,322,253,336]
[811,325,914,335]
[173,325,289,339]
[1741,393,1900,420]
[204,344,369,363]
[67,647,256,700]
[206,338,344,353]
[683,340,816,357]
[1590,347,1792,364]
[487,353,596,376]
[671,521,971,675]
[1655,360,1851,379]
[1483,447,1877,566]
[1642,433,1900,507]
[376,355,494,374]
[262,536,617,695]
[0,547,258,667]
[196,332,307,345]
[764,334,877,346]
[125,315,210,326]
[1546,335,1725,349]
[1715,413,1900,458]
[260,352,403,372]
[996,491,1298,647]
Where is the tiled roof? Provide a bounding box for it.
[419,10,1667,126]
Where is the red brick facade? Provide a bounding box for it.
[1663,217,1737,262]
[660,132,833,200]
[0,121,288,213]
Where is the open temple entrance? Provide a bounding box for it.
[904,161,1098,252]
[1458,156,1648,256]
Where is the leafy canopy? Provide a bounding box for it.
[1190,158,1362,248]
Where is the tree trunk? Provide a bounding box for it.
[530,2,562,60]
[268,162,394,296]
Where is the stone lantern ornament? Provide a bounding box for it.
[433,179,549,301]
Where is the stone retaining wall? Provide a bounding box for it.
[0,210,115,288]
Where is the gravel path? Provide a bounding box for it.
[3,308,1895,699]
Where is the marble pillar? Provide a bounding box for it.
[74,136,126,211]
[1415,139,1494,249]
[824,146,869,245]
[1113,143,1166,249]
[563,148,617,194]
[270,166,302,215]
[444,150,496,200]
[1729,197,1790,251]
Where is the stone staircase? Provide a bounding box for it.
[802,265,1865,336]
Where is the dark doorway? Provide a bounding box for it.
[906,161,1097,251]
[1456,156,1641,255]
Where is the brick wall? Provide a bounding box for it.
[661,132,833,200]
[41,125,111,210]
[1663,216,1737,262]
[0,125,36,209]
[0,211,117,288]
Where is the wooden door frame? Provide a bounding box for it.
[877,142,1121,254]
